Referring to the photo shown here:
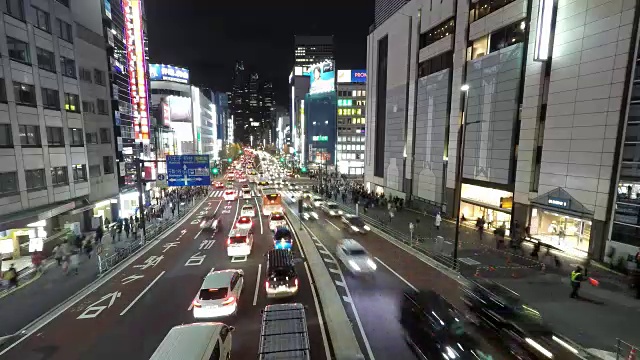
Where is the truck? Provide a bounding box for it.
[258,303,310,360]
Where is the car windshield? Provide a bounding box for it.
[243,206,253,211]
[349,217,365,226]
[347,248,367,256]
[229,236,247,244]
[199,287,228,300]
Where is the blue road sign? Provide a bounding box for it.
[166,155,210,186]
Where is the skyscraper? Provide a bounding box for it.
[230,61,250,144]
[294,36,334,71]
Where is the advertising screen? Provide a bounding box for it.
[337,69,367,83]
[167,96,192,122]
[308,60,335,95]
[149,64,190,84]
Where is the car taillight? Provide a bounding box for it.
[227,238,231,245]
[265,281,270,290]
[222,297,236,306]
[295,278,299,287]
[245,237,250,243]
[192,299,201,308]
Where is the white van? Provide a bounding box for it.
[149,322,233,360]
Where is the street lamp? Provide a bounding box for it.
[453,84,470,266]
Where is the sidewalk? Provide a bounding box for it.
[336,198,640,352]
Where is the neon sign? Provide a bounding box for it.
[124,0,149,143]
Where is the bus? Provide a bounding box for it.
[261,190,282,216]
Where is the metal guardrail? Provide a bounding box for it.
[97,197,202,274]
[616,338,638,360]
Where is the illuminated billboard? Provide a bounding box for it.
[149,64,190,84]
[307,60,335,95]
[124,0,149,143]
[337,69,367,83]
[167,96,192,122]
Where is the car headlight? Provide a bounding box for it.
[338,210,344,215]
[348,260,361,271]
[311,212,319,219]
[329,210,336,215]
[366,258,377,270]
[363,225,371,231]
[351,225,359,231]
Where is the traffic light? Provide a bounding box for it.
[211,167,219,175]
[227,158,232,163]
[300,167,307,173]
[280,157,285,163]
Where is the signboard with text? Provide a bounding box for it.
[167,155,210,186]
[149,64,190,84]
[337,69,367,83]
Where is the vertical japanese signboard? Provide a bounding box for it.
[124,0,149,143]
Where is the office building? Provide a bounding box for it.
[213,91,229,157]
[294,35,334,70]
[336,70,367,176]
[365,0,640,260]
[230,61,250,144]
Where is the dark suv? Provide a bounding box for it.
[265,249,299,298]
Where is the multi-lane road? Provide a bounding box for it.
[0,186,329,360]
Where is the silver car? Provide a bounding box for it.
[336,239,377,274]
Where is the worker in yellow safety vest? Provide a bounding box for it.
[570,266,584,299]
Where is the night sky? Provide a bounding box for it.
[146,0,375,106]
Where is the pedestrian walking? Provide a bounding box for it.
[95,224,104,244]
[570,266,584,298]
[53,244,63,266]
[69,252,80,275]
[31,251,44,273]
[83,239,93,259]
[4,264,18,288]
[435,213,442,230]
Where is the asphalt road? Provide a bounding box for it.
[285,191,512,360]
[1,185,328,360]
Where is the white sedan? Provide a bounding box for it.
[193,269,244,318]
[240,204,256,218]
[223,189,237,201]
[311,196,324,207]
[336,239,377,274]
[321,202,343,216]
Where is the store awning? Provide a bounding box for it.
[530,187,594,219]
[0,200,76,232]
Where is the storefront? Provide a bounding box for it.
[459,183,513,236]
[529,188,593,258]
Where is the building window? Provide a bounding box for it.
[60,57,76,78]
[64,93,80,112]
[46,126,64,146]
[418,51,453,77]
[55,0,69,7]
[89,164,101,178]
[72,164,87,182]
[33,6,50,32]
[19,125,40,146]
[13,82,36,106]
[25,169,45,190]
[419,18,455,49]
[0,80,6,103]
[0,171,18,196]
[94,69,105,86]
[51,166,68,186]
[6,0,24,20]
[0,124,12,146]
[57,19,72,42]
[37,47,56,72]
[41,88,60,109]
[82,100,95,113]
[97,99,108,114]
[7,37,30,63]
[469,0,517,23]
[69,128,83,146]
[85,131,98,144]
[79,67,92,82]
[99,128,111,143]
[103,156,114,174]
[469,36,489,60]
[489,20,526,53]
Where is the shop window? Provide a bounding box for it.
[0,171,18,196]
[46,126,64,146]
[418,51,453,78]
[72,164,87,182]
[419,18,455,49]
[41,88,60,109]
[103,156,114,174]
[489,21,526,53]
[530,208,591,255]
[37,47,56,72]
[25,169,45,190]
[19,125,40,146]
[13,82,36,106]
[51,166,68,186]
[65,93,80,112]
[69,128,83,146]
[469,0,517,23]
[0,124,12,146]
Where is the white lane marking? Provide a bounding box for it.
[194,229,203,240]
[0,196,209,356]
[329,268,341,274]
[325,219,341,231]
[304,262,332,360]
[120,271,166,316]
[254,197,263,234]
[233,198,240,223]
[303,222,375,360]
[230,255,247,263]
[319,249,330,255]
[213,199,223,214]
[335,280,345,287]
[253,263,262,306]
[323,258,335,263]
[375,257,418,291]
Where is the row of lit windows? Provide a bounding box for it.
[337,90,366,97]
[337,153,362,160]
[338,118,365,125]
[419,18,455,49]
[338,136,365,143]
[338,108,362,116]
[337,144,365,151]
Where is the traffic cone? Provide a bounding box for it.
[628,347,636,360]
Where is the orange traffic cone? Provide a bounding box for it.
[628,347,636,360]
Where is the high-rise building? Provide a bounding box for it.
[230,61,250,144]
[213,91,229,157]
[261,81,275,146]
[294,35,334,70]
[336,70,367,176]
[365,0,640,261]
